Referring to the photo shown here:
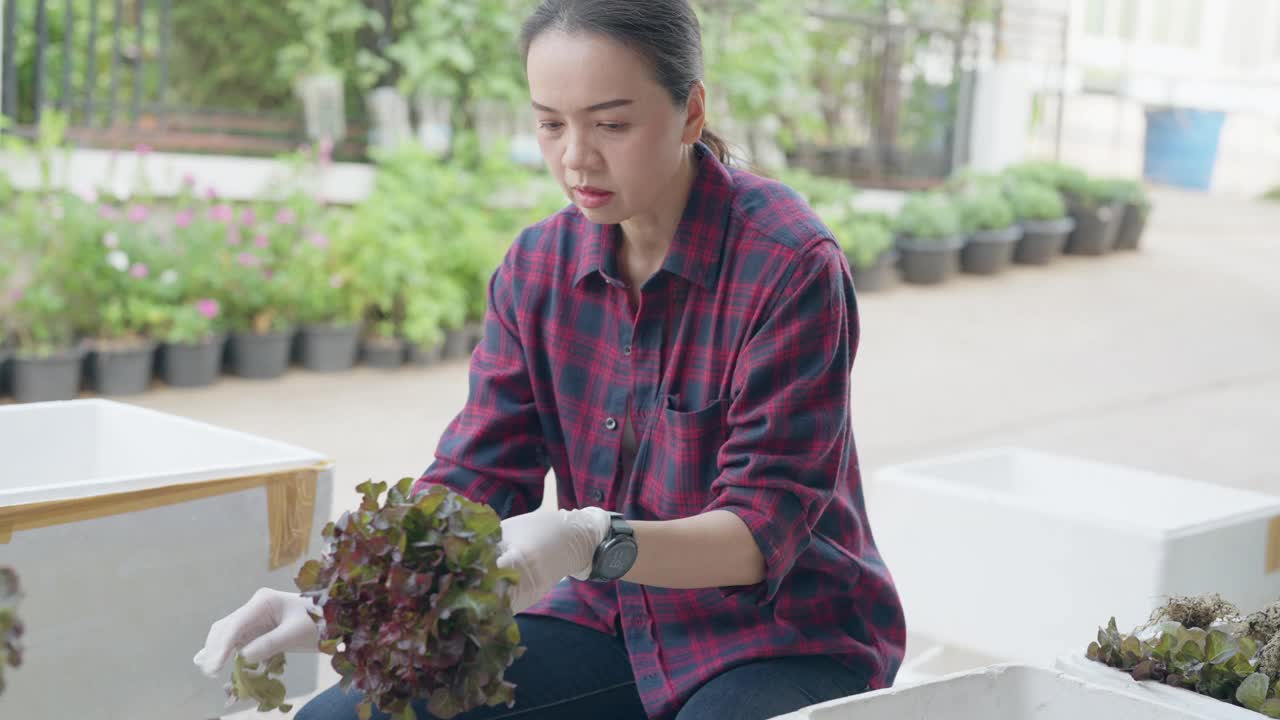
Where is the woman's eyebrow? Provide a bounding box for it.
[531,98,635,113]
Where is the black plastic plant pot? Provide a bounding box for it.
[896,235,965,285]
[961,225,1022,275]
[1015,217,1075,265]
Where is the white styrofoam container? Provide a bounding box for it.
[769,664,1211,720]
[0,399,334,720]
[1054,653,1256,719]
[867,447,1280,667]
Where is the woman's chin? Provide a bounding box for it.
[576,201,626,224]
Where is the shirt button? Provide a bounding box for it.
[604,417,618,431]
[588,488,605,502]
[623,344,632,355]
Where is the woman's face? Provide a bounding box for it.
[526,30,702,226]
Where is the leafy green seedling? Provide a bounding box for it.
[0,567,22,696]
[1087,594,1280,717]
[227,652,292,713]
[227,479,521,720]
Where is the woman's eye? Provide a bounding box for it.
[538,121,563,131]
[599,123,629,132]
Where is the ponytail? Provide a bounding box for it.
[698,127,734,166]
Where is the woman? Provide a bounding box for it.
[193,1,904,718]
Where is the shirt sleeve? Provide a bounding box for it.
[702,237,858,603]
[413,242,548,519]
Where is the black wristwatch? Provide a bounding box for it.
[588,512,638,582]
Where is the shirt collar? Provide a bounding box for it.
[573,142,734,290]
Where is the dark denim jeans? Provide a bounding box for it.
[295,615,868,720]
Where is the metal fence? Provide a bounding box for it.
[787,1,1069,189]
[0,0,1066,175]
[0,0,324,156]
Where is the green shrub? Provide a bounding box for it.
[1005,181,1067,221]
[1004,161,1090,196]
[841,215,894,269]
[1098,178,1152,214]
[956,189,1016,233]
[893,192,962,241]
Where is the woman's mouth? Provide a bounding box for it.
[574,186,615,209]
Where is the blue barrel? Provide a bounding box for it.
[1142,107,1226,191]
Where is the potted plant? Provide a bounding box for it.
[403,286,454,366]
[1005,181,1076,265]
[0,239,16,399]
[832,209,896,292]
[153,299,226,388]
[956,188,1022,275]
[1103,179,1152,251]
[362,319,405,369]
[285,223,367,373]
[219,231,298,380]
[8,264,83,403]
[335,177,429,369]
[1060,175,1124,256]
[892,192,966,285]
[277,0,370,145]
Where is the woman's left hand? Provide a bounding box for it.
[497,507,612,613]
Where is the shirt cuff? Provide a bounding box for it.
[703,489,809,604]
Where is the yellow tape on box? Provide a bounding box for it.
[0,463,323,570]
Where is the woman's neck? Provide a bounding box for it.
[619,147,697,270]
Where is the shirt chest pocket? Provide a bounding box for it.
[639,395,729,519]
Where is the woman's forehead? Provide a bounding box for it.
[526,31,660,111]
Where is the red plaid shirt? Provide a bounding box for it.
[416,142,905,719]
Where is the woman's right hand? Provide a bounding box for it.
[192,588,322,677]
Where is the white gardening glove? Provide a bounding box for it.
[497,507,612,614]
[192,588,322,677]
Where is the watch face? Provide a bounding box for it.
[601,540,638,579]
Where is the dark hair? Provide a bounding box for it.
[520,0,734,165]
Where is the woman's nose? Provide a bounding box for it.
[562,131,597,174]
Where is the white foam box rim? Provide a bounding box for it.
[865,446,1280,665]
[0,398,327,506]
[871,446,1280,540]
[770,663,1215,720]
[1053,653,1259,719]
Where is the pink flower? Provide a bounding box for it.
[8,288,24,303]
[209,204,235,223]
[318,139,333,166]
[181,173,196,188]
[308,233,329,249]
[274,208,297,225]
[102,231,120,248]
[129,263,149,279]
[174,209,194,228]
[205,186,219,201]
[226,226,242,245]
[236,252,261,268]
[263,269,275,280]
[127,204,149,223]
[195,299,220,319]
[78,187,99,204]
[98,205,118,220]
[135,143,152,156]
[241,208,257,226]
[254,233,270,249]
[329,274,345,289]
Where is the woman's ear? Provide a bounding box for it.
[682,81,707,144]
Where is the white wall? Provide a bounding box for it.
[1066,0,1280,113]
